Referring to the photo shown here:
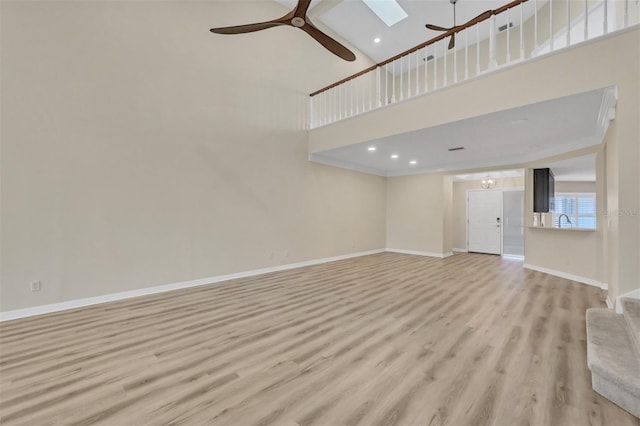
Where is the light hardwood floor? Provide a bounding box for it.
[1,252,638,426]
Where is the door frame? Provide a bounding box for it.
[466,187,525,255]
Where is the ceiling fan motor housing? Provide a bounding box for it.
[291,17,305,27]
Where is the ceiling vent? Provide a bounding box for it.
[448,146,465,152]
[499,22,514,32]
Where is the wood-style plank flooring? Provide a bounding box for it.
[1,252,638,425]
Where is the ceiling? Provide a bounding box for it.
[310,87,615,176]
[317,0,543,64]
[547,154,597,181]
[277,0,544,65]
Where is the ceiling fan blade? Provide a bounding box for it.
[448,33,455,50]
[294,0,313,18]
[301,22,356,62]
[210,20,283,35]
[426,24,451,32]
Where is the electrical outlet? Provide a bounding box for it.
[30,280,42,292]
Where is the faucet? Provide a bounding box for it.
[557,214,572,228]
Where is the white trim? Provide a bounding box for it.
[615,289,640,313]
[452,248,468,253]
[523,263,608,289]
[0,249,385,322]
[502,254,524,260]
[606,296,613,309]
[385,248,452,258]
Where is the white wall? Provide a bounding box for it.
[0,1,386,311]
[523,147,606,285]
[386,174,449,255]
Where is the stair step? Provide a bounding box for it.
[586,308,640,418]
[621,297,640,354]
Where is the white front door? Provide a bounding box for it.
[468,190,502,255]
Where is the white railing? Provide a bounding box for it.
[309,0,639,129]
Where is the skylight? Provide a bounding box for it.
[362,0,408,27]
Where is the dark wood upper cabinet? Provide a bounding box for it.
[533,168,555,213]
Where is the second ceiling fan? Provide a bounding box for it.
[425,0,493,50]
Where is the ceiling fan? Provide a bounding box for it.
[210,0,356,62]
[425,0,493,50]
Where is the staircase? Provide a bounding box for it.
[586,297,640,418]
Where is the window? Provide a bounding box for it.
[553,193,597,229]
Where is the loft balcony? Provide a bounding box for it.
[308,0,638,130]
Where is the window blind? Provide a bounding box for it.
[553,193,597,229]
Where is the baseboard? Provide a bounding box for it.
[522,263,608,290]
[385,248,451,258]
[452,248,468,253]
[606,296,613,309]
[0,249,386,322]
[615,289,640,313]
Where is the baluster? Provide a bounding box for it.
[534,0,538,52]
[424,46,429,93]
[376,67,381,107]
[343,83,347,118]
[354,77,367,112]
[476,23,480,74]
[354,79,359,114]
[624,0,629,27]
[340,84,344,119]
[489,15,497,70]
[584,0,588,41]
[368,71,372,111]
[392,60,396,103]
[334,87,338,121]
[324,91,328,126]
[507,8,511,63]
[444,41,448,86]
[407,55,412,98]
[566,0,570,47]
[349,79,353,116]
[465,27,469,79]
[603,0,608,34]
[324,90,329,124]
[309,96,314,128]
[454,36,458,82]
[550,0,554,52]
[434,45,438,89]
[385,64,389,104]
[415,50,419,95]
[400,57,404,101]
[327,89,331,124]
[520,3,524,60]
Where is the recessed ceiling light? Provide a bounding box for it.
[391,154,399,159]
[362,0,408,27]
[410,160,417,165]
[368,146,376,152]
[374,37,381,44]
